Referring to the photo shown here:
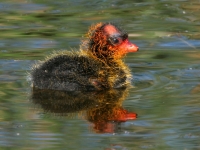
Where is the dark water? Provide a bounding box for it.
[0,0,200,149]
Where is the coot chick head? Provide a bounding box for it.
[84,22,139,61]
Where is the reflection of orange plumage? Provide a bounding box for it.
[31,23,139,91]
[86,88,137,133]
[88,107,137,133]
[109,108,137,122]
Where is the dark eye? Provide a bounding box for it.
[109,37,121,45]
[112,38,119,44]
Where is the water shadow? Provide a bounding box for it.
[30,87,137,133]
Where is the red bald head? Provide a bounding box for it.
[87,23,139,60]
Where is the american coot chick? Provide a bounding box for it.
[31,22,139,91]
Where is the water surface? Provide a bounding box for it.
[0,0,200,149]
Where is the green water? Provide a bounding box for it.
[0,0,200,149]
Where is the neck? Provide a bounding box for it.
[80,42,124,66]
[86,50,123,66]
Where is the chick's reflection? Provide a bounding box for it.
[31,87,137,133]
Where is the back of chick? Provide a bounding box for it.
[31,52,130,91]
